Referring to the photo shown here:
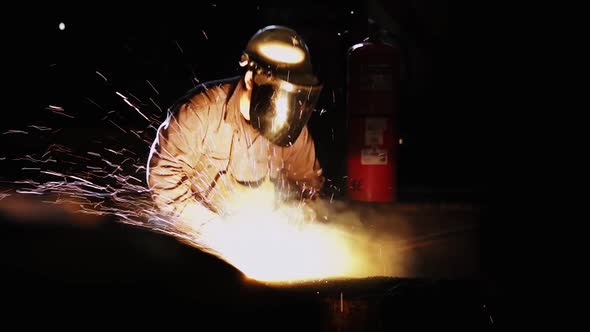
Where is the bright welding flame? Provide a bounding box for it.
[196,207,357,282]
[258,42,305,64]
[181,179,379,283]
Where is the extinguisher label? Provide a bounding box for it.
[365,118,387,145]
[361,148,388,165]
[360,64,393,91]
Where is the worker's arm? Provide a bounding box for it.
[281,126,325,200]
[147,100,218,232]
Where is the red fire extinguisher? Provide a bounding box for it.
[346,31,400,202]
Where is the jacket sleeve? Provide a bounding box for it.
[281,126,325,199]
[147,100,218,230]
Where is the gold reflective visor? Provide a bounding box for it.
[250,73,322,146]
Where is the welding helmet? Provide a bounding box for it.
[240,25,323,146]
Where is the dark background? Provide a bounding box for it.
[3,0,484,203]
[0,1,508,328]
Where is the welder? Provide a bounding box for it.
[147,25,324,232]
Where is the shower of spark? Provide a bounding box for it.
[2,76,401,284]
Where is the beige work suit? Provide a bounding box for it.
[147,76,323,227]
